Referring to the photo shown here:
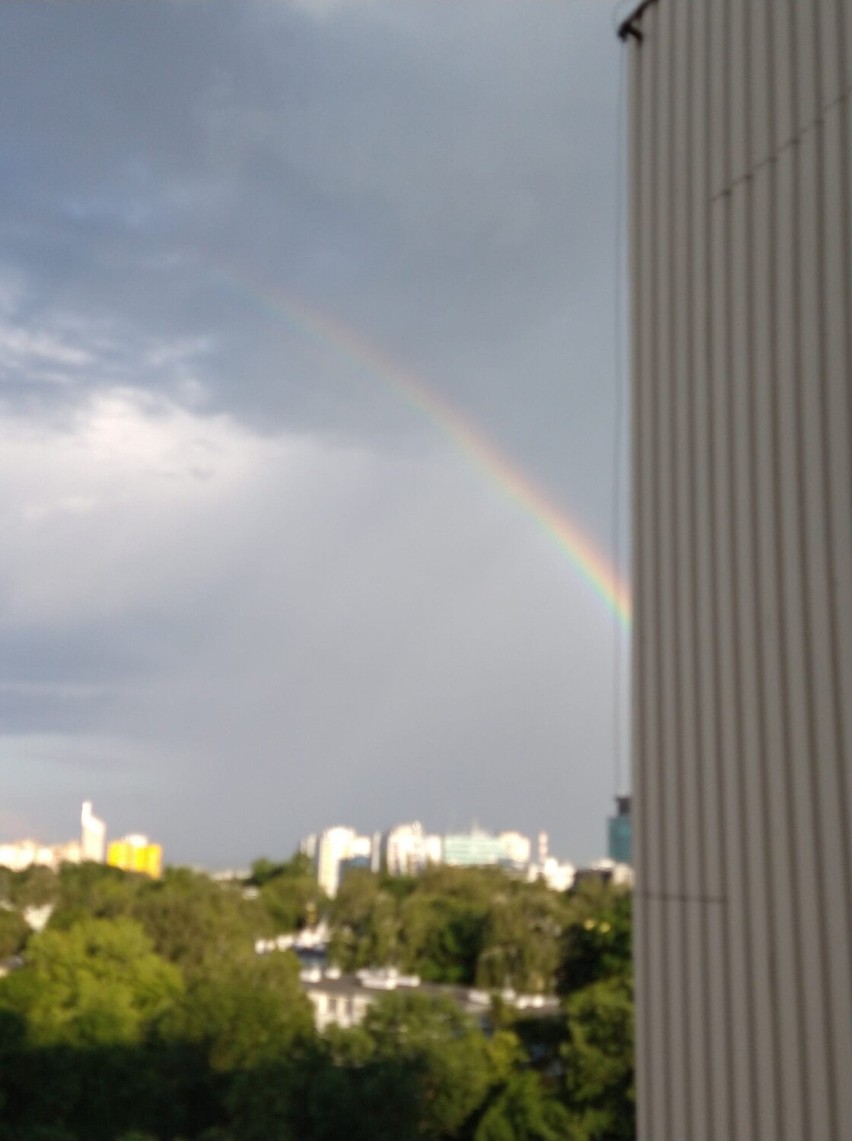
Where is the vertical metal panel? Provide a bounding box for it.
[792,4,841,1134]
[730,0,778,1132]
[775,108,831,1141]
[826,14,852,1067]
[770,9,825,1139]
[648,4,676,1135]
[710,2,757,1131]
[673,5,710,1137]
[690,2,729,1135]
[627,38,645,1141]
[745,7,784,1133]
[629,2,665,1133]
[750,4,807,1134]
[666,6,694,1136]
[808,3,852,1125]
[657,5,691,1137]
[625,0,852,1136]
[627,33,651,1141]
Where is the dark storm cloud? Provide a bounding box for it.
[0,2,619,433]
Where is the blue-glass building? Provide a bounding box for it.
[607,795,632,865]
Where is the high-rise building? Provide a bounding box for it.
[621,2,852,1138]
[313,827,374,898]
[382,822,441,876]
[80,800,106,863]
[607,795,632,865]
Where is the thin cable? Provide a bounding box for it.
[612,29,630,799]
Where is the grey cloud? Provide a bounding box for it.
[0,2,620,430]
[0,1,628,868]
[108,449,621,867]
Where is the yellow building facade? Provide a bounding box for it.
[107,835,163,879]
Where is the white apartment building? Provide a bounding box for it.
[497,831,532,866]
[0,838,83,872]
[301,969,560,1034]
[314,826,374,898]
[302,821,579,893]
[382,822,442,876]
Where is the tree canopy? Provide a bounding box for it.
[0,917,182,1049]
[0,858,634,1140]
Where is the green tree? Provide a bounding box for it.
[226,1043,421,1141]
[476,882,566,994]
[396,867,501,984]
[328,869,400,971]
[0,917,182,1048]
[0,1126,79,1141]
[249,851,314,887]
[48,861,141,932]
[557,890,631,997]
[163,951,314,1072]
[235,998,480,1141]
[259,867,324,934]
[362,991,497,1138]
[8,866,59,911]
[562,975,635,1141]
[0,909,29,958]
[475,1070,574,1141]
[129,867,267,979]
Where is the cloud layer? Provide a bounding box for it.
[0,0,627,866]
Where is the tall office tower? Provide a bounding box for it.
[621,2,852,1138]
[80,800,106,863]
[607,795,632,865]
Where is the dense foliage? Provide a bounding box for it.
[0,859,633,1140]
[329,865,573,993]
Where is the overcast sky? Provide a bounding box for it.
[0,0,631,869]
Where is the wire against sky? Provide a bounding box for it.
[220,273,632,631]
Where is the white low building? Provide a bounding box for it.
[525,858,576,893]
[0,837,81,872]
[498,830,532,866]
[301,969,560,1034]
[0,801,106,873]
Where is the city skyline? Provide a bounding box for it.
[0,799,161,879]
[0,801,612,878]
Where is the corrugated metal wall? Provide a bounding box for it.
[625,2,852,1138]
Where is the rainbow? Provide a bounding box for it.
[221,277,631,630]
